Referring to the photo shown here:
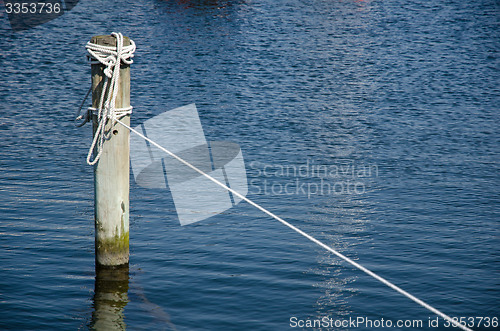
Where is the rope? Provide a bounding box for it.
[77,32,472,331]
[113,117,472,331]
[84,32,136,165]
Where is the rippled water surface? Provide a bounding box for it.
[0,0,498,330]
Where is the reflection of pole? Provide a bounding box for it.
[91,265,130,330]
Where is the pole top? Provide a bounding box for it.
[90,35,131,47]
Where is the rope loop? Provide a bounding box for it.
[80,32,136,166]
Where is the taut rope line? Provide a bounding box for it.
[114,117,472,331]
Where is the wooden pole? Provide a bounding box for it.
[91,35,131,267]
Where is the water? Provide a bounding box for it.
[0,0,498,330]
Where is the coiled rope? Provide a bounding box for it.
[82,32,136,165]
[77,33,472,331]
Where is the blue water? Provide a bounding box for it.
[0,0,499,330]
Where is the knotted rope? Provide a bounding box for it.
[83,32,136,165]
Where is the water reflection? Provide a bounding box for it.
[90,265,129,330]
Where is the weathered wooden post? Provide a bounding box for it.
[90,35,131,267]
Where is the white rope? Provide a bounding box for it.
[84,32,136,165]
[112,117,472,331]
[74,88,133,128]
